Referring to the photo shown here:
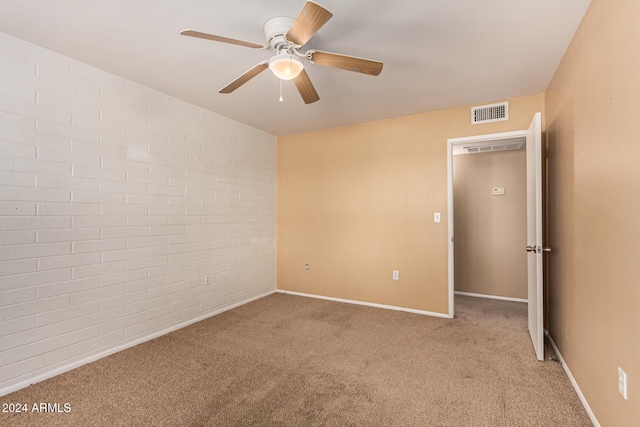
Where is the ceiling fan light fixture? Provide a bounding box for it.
[183,1,382,105]
[268,53,304,80]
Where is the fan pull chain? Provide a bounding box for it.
[279,79,283,102]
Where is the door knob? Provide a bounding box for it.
[543,247,551,252]
[526,246,535,252]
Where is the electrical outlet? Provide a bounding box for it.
[305,264,310,270]
[205,275,211,286]
[392,270,399,280]
[618,367,628,400]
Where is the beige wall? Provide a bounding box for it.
[453,150,527,299]
[546,0,640,424]
[278,93,544,314]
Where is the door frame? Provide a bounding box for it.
[446,130,528,318]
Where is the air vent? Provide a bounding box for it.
[471,102,509,124]
[461,139,524,155]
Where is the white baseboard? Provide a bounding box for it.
[545,330,600,427]
[455,291,528,303]
[277,289,452,318]
[0,289,277,398]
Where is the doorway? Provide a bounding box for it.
[447,113,545,361]
[446,130,528,318]
[452,139,528,304]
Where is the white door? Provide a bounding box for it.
[526,112,544,361]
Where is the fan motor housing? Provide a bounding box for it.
[264,16,294,50]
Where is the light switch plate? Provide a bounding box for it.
[434,213,440,222]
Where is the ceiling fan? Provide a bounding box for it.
[180,1,383,104]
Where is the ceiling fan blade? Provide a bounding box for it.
[285,1,333,46]
[293,69,320,104]
[219,62,269,94]
[180,29,264,49]
[310,50,383,76]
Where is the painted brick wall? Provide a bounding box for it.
[0,32,277,394]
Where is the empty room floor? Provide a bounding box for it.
[0,294,591,426]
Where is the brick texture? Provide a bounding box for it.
[0,32,276,392]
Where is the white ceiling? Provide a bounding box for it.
[0,0,591,135]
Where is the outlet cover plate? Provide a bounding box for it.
[618,367,628,400]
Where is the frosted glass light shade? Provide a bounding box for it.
[268,53,303,80]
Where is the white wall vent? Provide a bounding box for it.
[471,102,509,124]
[452,136,525,155]
[462,141,524,154]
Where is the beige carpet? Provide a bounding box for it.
[1,294,591,426]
